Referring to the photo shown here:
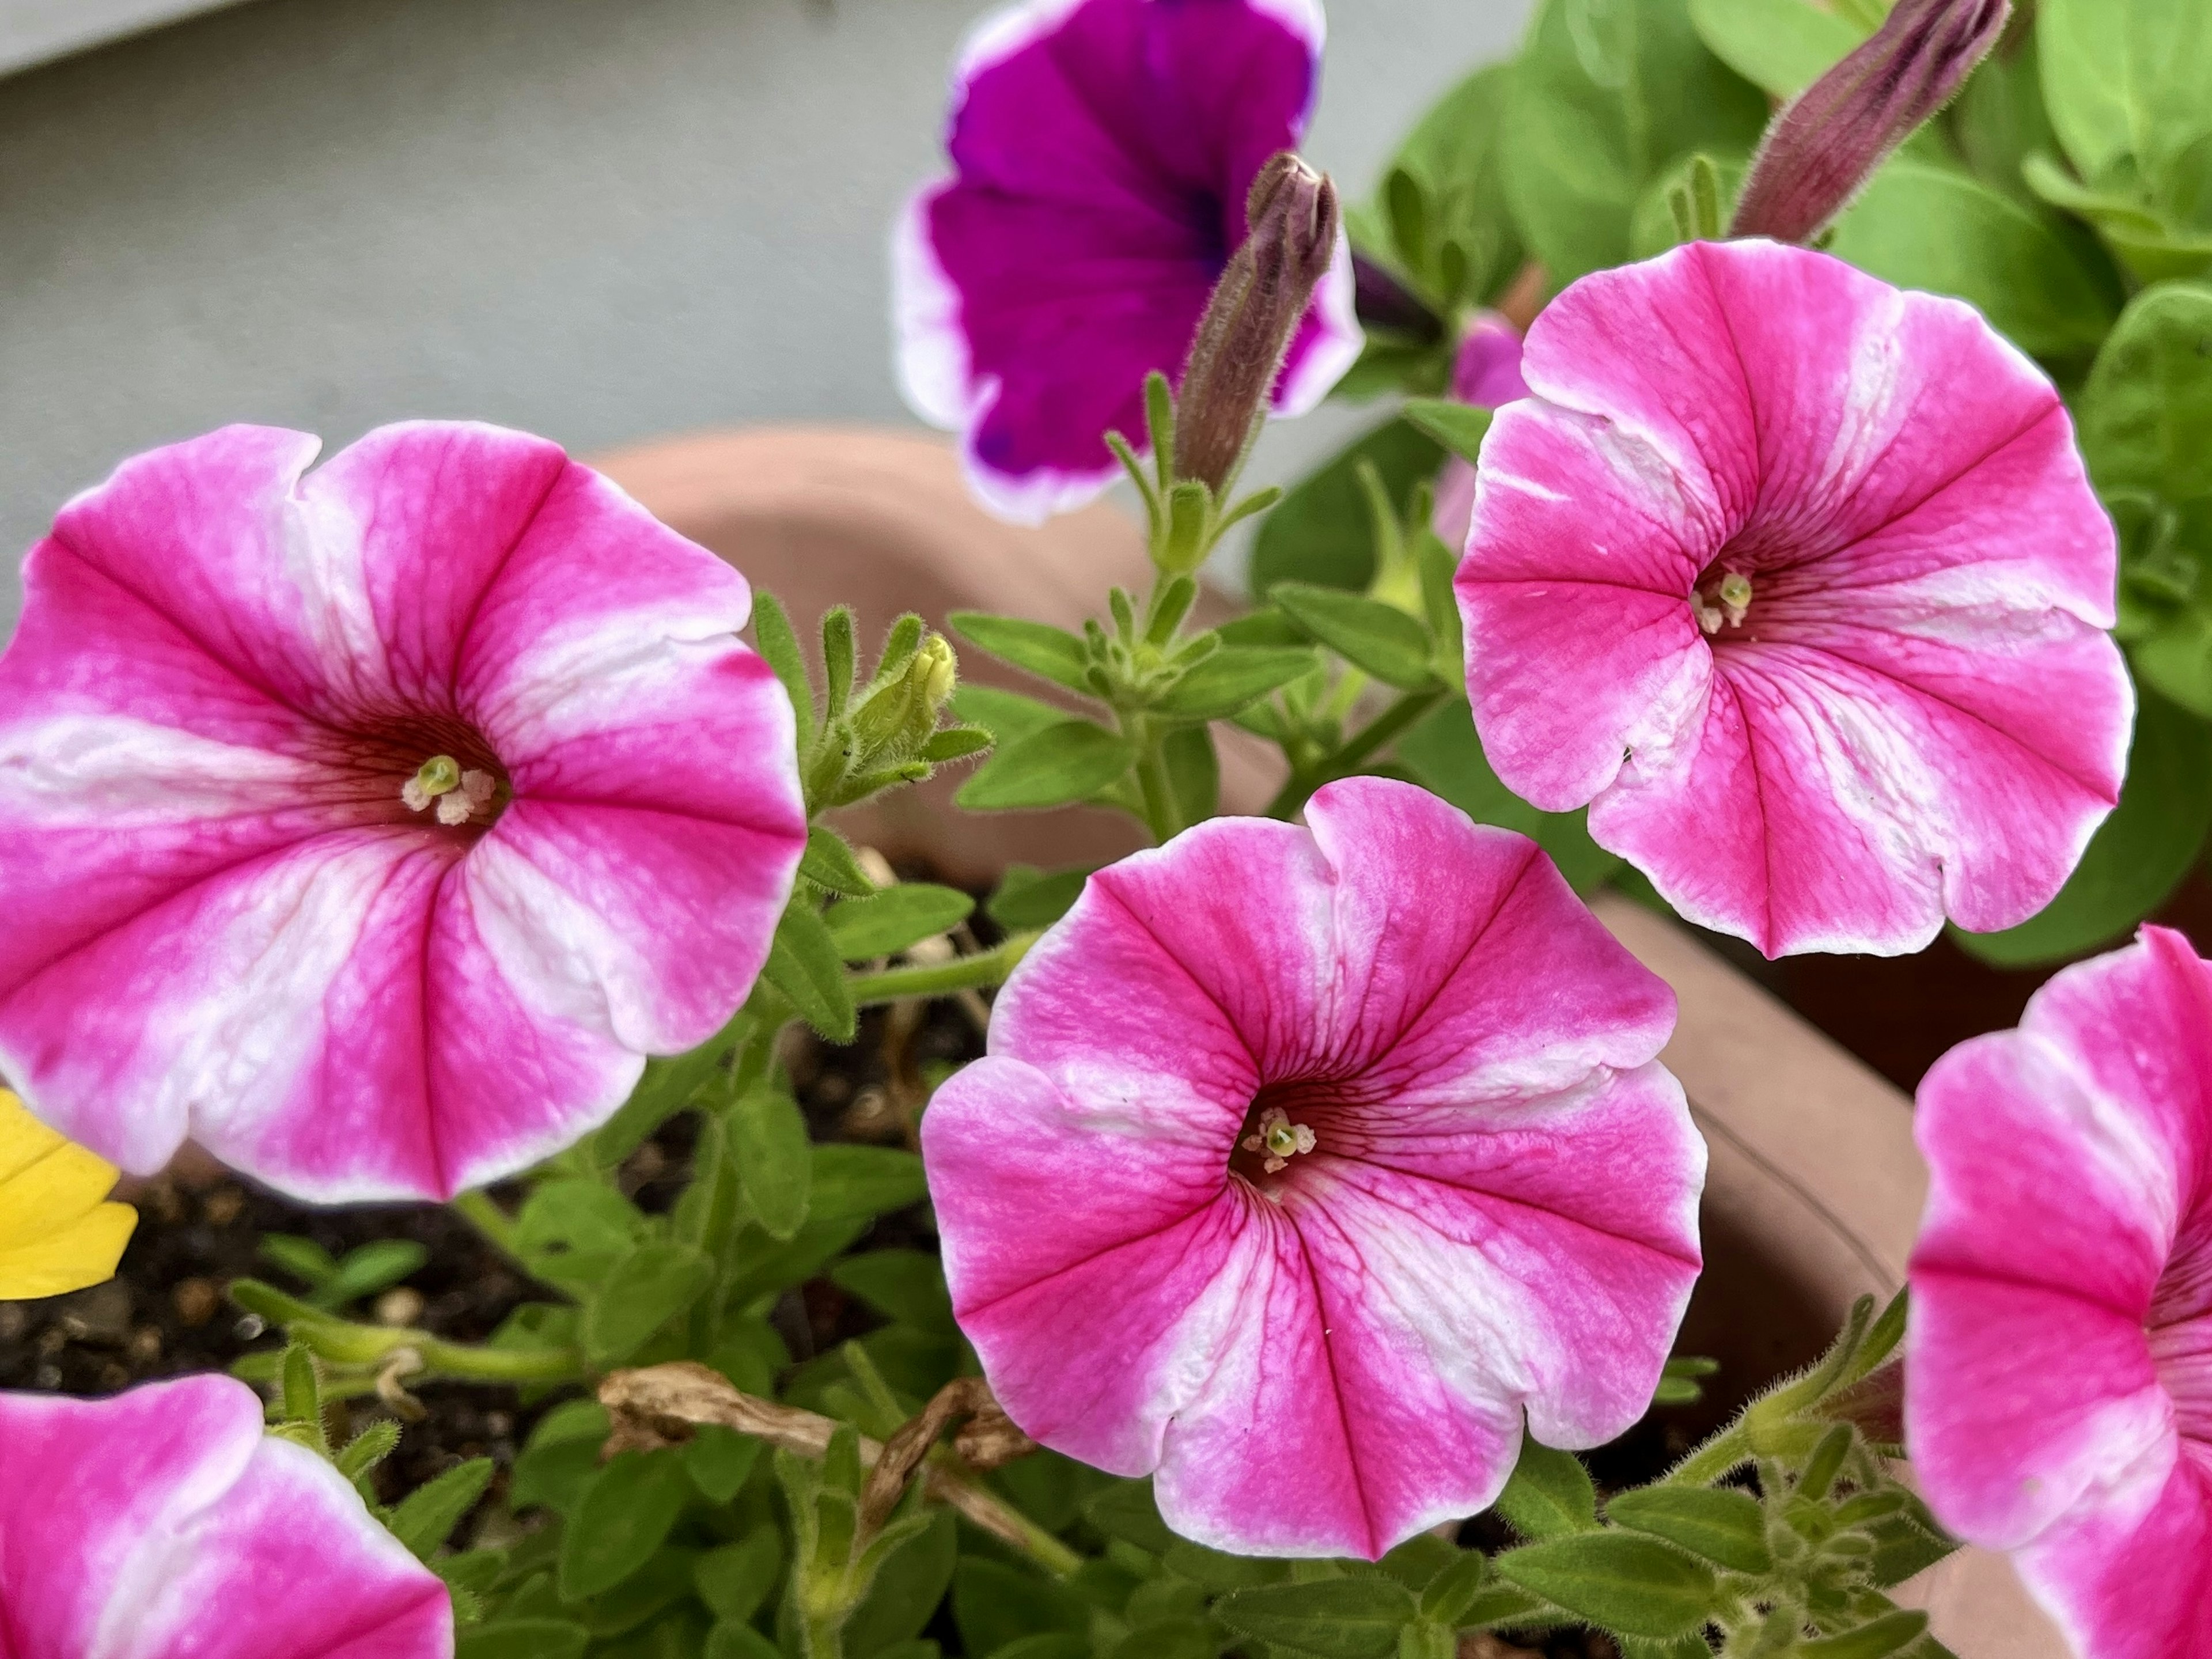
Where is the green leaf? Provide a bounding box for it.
[1377,62,1526,308]
[949,684,1066,749]
[694,1527,783,1622]
[949,612,1096,696]
[952,1559,1088,1657]
[1494,1533,1719,1639]
[1417,1551,1496,1625]
[1083,1479,1180,1555]
[1402,400,1494,468]
[582,1243,716,1368]
[1688,0,1865,98]
[1801,1609,1932,1658]
[846,1510,957,1656]
[1211,1578,1419,1659]
[1153,646,1323,719]
[800,825,876,896]
[824,885,976,959]
[1161,1540,1286,1590]
[1827,160,2122,361]
[684,1424,760,1504]
[703,1624,783,1659]
[987,863,1093,931]
[388,1457,495,1560]
[1272,583,1439,692]
[727,1085,812,1243]
[830,1250,959,1338]
[764,900,857,1044]
[558,1450,694,1600]
[259,1234,338,1289]
[1605,1486,1771,1574]
[1502,0,1769,286]
[1252,419,1445,593]
[1494,1441,1599,1541]
[2081,281,2212,501]
[594,1017,746,1170]
[1955,685,2212,965]
[809,1144,929,1224]
[987,1639,1089,1659]
[513,1180,647,1295]
[751,590,815,752]
[1398,699,1622,892]
[456,1621,592,1659]
[512,1402,612,1516]
[955,721,1134,811]
[1955,32,2062,205]
[2038,0,2212,187]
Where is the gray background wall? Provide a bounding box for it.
[0,0,1536,628]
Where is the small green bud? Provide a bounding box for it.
[851,634,960,766]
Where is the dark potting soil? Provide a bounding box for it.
[0,995,986,1515]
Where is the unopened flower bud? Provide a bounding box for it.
[1172,152,1340,495]
[852,634,960,764]
[1730,0,2010,245]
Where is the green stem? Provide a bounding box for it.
[1134,728,1182,844]
[417,1335,585,1385]
[1666,1422,1754,1487]
[451,1190,524,1262]
[1266,684,1448,818]
[847,934,1039,1006]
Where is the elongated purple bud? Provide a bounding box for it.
[1173,152,1339,495]
[1730,0,2010,244]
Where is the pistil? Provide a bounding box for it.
[401,755,497,826]
[1692,569,1754,635]
[1241,1106,1317,1176]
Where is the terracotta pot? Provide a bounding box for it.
[598,425,2066,1657]
[592,425,1283,888]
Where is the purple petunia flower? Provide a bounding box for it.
[894,0,1361,523]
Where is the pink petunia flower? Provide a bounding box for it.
[1430,313,1530,552]
[1455,238,2131,958]
[893,0,1361,524]
[922,777,1704,1559]
[0,423,807,1203]
[0,1374,450,1656]
[1908,926,2212,1659]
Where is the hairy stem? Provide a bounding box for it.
[847,934,1039,1007]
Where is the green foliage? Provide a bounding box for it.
[1687,0,1864,98]
[1494,1440,1601,1541]
[1213,1578,1417,1657]
[2034,0,2212,280]
[1397,699,1622,892]
[1250,419,1443,594]
[1502,0,1770,287]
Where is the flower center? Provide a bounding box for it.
[1230,1095,1320,1191]
[2151,1227,2212,1459]
[400,753,498,827]
[1691,567,1755,636]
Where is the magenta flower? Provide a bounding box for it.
[0,423,807,1203]
[1431,313,1529,552]
[1455,239,2130,958]
[1908,927,2212,1658]
[893,0,1361,523]
[922,777,1703,1559]
[0,1375,450,1656]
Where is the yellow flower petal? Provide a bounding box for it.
[0,1088,138,1299]
[0,1200,138,1300]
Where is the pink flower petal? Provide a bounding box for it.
[925,777,1702,1558]
[0,1376,449,1657]
[1909,927,2212,1654]
[1458,240,2129,957]
[0,422,805,1201]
